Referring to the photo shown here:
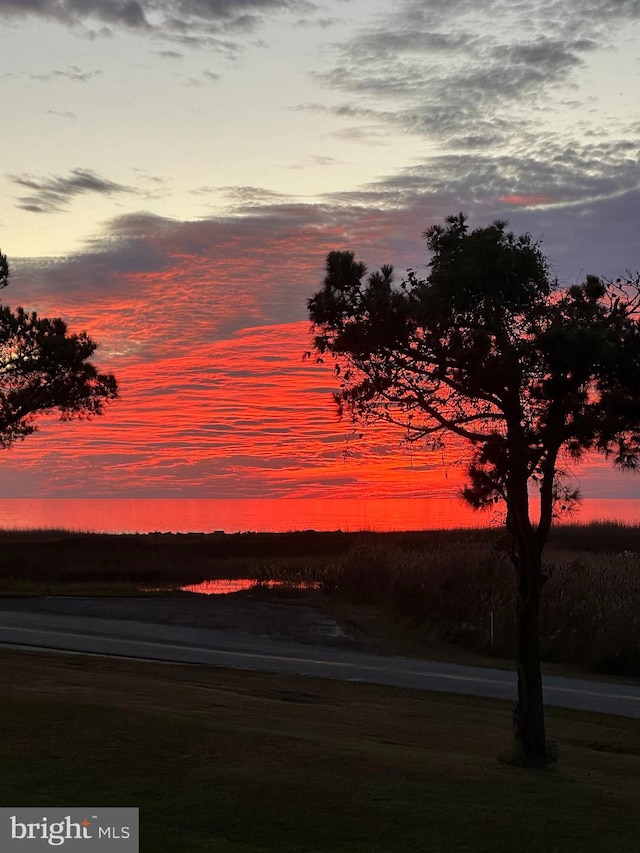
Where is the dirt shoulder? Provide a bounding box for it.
[0,593,354,648]
[0,590,511,669]
[1,592,631,682]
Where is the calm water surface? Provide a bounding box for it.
[0,497,637,534]
[181,579,319,595]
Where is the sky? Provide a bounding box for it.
[0,0,639,502]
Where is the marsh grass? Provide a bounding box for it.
[539,551,640,674]
[315,527,640,676]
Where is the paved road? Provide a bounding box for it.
[2,609,640,718]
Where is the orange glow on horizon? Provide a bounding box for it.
[0,496,638,534]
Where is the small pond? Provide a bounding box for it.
[181,579,319,595]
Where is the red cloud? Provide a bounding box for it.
[498,194,555,206]
[4,203,637,505]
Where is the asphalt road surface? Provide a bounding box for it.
[2,605,640,718]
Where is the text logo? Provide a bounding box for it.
[1,809,138,851]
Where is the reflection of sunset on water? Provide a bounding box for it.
[182,579,259,595]
[181,579,319,595]
[0,497,637,534]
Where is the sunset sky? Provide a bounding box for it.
[0,0,639,502]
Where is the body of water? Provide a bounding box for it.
[0,497,637,534]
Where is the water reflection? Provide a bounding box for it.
[0,496,638,534]
[182,578,319,595]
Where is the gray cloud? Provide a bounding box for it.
[153,49,184,58]
[0,0,319,46]
[217,185,292,204]
[295,0,640,239]
[313,33,597,145]
[497,190,640,282]
[47,109,78,119]
[2,65,101,82]
[293,15,336,29]
[10,168,134,213]
[353,133,640,211]
[307,0,640,153]
[326,124,388,146]
[184,67,222,84]
[0,0,148,27]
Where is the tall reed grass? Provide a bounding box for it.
[319,526,640,676]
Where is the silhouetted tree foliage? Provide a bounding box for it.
[0,250,118,446]
[308,213,640,765]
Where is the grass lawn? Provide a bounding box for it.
[2,649,640,852]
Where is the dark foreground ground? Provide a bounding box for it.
[3,646,640,853]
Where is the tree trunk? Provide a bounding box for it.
[512,545,550,765]
[505,454,551,765]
